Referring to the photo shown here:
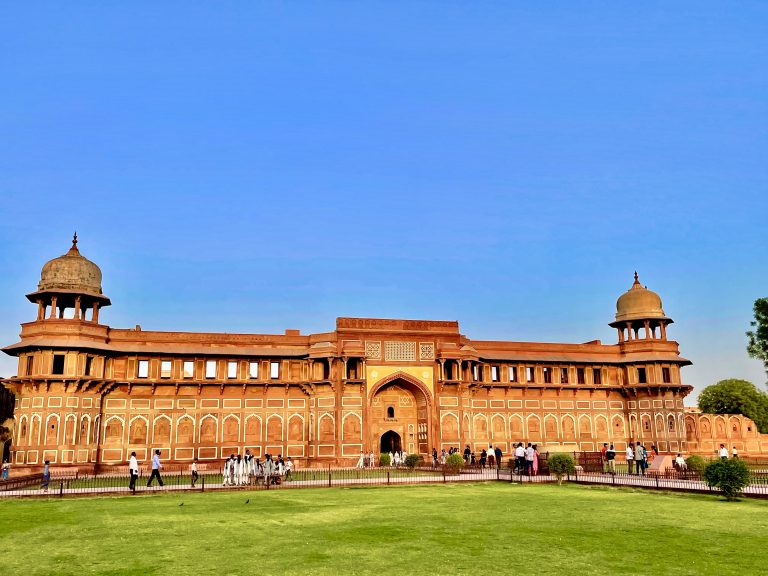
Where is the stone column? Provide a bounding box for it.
[74,296,82,320]
[643,321,651,339]
[49,296,58,319]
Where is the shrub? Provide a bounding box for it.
[379,453,391,467]
[445,452,464,473]
[685,455,707,475]
[548,453,575,485]
[404,454,423,469]
[703,458,751,500]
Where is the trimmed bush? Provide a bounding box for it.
[685,455,707,475]
[703,458,751,500]
[548,453,576,485]
[379,453,391,467]
[404,454,423,469]
[445,452,464,473]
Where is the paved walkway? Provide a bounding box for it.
[3,470,765,498]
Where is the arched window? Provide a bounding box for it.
[387,406,395,418]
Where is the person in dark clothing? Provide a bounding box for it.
[494,446,503,469]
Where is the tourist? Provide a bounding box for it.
[285,457,293,481]
[732,446,739,459]
[464,444,471,462]
[470,451,476,465]
[487,444,495,468]
[651,444,659,456]
[223,454,234,486]
[402,449,408,464]
[514,443,525,474]
[718,444,728,460]
[393,451,401,467]
[626,443,634,475]
[605,444,616,474]
[40,460,50,491]
[369,450,375,468]
[128,451,139,492]
[277,456,285,478]
[432,448,438,467]
[1,459,9,480]
[440,449,447,465]
[262,454,272,485]
[525,443,535,475]
[494,446,502,470]
[635,442,645,475]
[191,458,199,488]
[146,450,164,487]
[479,448,487,468]
[674,453,687,470]
[531,444,540,475]
[356,451,365,469]
[235,455,244,485]
[600,443,608,469]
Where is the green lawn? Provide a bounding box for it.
[0,483,766,575]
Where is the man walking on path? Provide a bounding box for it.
[40,460,50,491]
[146,449,164,487]
[606,444,616,474]
[626,444,634,475]
[191,458,199,488]
[494,446,502,470]
[128,451,139,492]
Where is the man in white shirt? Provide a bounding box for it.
[732,446,739,459]
[285,457,294,481]
[524,443,535,475]
[626,445,634,475]
[128,451,139,492]
[514,443,525,474]
[718,444,729,460]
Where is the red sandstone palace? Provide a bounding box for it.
[2,237,766,472]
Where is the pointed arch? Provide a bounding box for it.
[17,415,28,445]
[244,414,262,444]
[578,414,592,437]
[222,414,240,443]
[30,414,41,446]
[441,412,459,441]
[655,414,665,435]
[199,414,218,443]
[491,414,506,439]
[612,415,626,439]
[103,416,123,445]
[367,371,433,408]
[594,415,609,438]
[543,414,558,439]
[91,415,100,444]
[129,416,148,444]
[561,415,576,440]
[289,414,305,442]
[152,414,172,445]
[729,416,741,437]
[473,414,489,440]
[510,414,524,438]
[668,414,677,436]
[176,415,195,444]
[78,414,90,444]
[341,413,359,442]
[266,414,283,443]
[318,413,334,442]
[64,414,77,445]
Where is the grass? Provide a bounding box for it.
[0,483,766,575]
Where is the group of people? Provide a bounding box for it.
[512,443,540,475]
[223,452,293,486]
[621,441,660,475]
[718,444,739,459]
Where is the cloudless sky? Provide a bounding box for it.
[1,2,766,397]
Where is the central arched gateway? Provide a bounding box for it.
[369,374,431,456]
[380,430,402,453]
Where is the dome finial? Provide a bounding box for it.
[68,231,80,254]
[633,271,640,285]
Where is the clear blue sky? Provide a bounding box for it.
[1,3,766,398]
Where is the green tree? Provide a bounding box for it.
[378,453,391,467]
[697,379,768,434]
[445,452,464,473]
[547,453,575,485]
[703,458,751,500]
[747,297,768,385]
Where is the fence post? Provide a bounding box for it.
[328,466,332,488]
[387,471,390,485]
[59,481,64,498]
[656,475,660,489]
[201,476,205,493]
